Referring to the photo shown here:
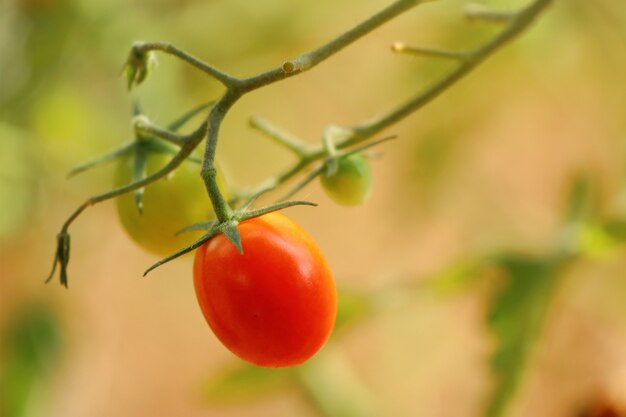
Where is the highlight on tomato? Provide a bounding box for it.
[193,212,337,368]
[114,148,226,256]
[320,153,372,206]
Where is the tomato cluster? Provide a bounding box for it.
[115,152,337,367]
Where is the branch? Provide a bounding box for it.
[49,0,552,285]
[238,0,437,92]
[134,115,207,146]
[344,0,552,144]
[130,42,239,87]
[237,0,551,203]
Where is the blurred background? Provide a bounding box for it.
[2,0,626,416]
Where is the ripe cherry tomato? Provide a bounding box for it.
[193,212,337,367]
[320,154,372,206]
[115,149,225,256]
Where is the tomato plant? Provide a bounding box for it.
[115,148,225,256]
[193,212,337,368]
[320,154,372,206]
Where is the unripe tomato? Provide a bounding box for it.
[115,150,225,256]
[320,154,372,206]
[193,212,337,367]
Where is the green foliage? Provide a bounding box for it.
[0,123,37,241]
[201,363,295,404]
[334,291,373,334]
[563,173,599,224]
[202,346,378,417]
[1,303,62,417]
[603,218,626,241]
[485,254,568,417]
[200,290,373,406]
[296,348,378,417]
[430,259,487,295]
[411,131,457,201]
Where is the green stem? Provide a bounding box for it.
[50,0,552,285]
[134,116,206,146]
[392,43,471,61]
[201,91,242,222]
[238,0,551,203]
[132,42,239,86]
[239,0,434,92]
[249,115,309,157]
[286,0,435,73]
[342,0,552,145]
[465,3,516,23]
[60,141,198,235]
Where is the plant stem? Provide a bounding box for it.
[200,90,241,222]
[239,0,551,202]
[50,0,553,284]
[249,116,309,157]
[132,42,239,86]
[343,0,552,145]
[134,116,206,146]
[240,0,434,92]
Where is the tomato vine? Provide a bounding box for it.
[47,0,552,286]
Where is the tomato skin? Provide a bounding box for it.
[193,212,337,367]
[115,151,222,256]
[320,154,372,206]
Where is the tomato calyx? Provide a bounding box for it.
[46,231,71,288]
[124,42,157,90]
[143,199,318,276]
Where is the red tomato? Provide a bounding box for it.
[193,212,337,367]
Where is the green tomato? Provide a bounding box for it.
[320,154,372,206]
[114,150,226,256]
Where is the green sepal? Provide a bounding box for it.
[125,63,138,91]
[123,49,155,90]
[222,222,243,254]
[46,231,71,288]
[175,220,217,236]
[67,143,135,178]
[167,101,214,131]
[239,200,318,221]
[325,157,339,177]
[131,145,149,214]
[340,134,396,158]
[280,167,325,202]
[143,225,222,276]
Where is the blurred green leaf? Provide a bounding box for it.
[563,172,597,224]
[577,222,621,257]
[603,218,626,241]
[1,303,62,417]
[334,291,373,335]
[0,123,37,241]
[430,259,486,295]
[485,254,568,417]
[199,290,376,407]
[411,132,457,204]
[0,0,79,123]
[297,347,378,417]
[201,363,295,405]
